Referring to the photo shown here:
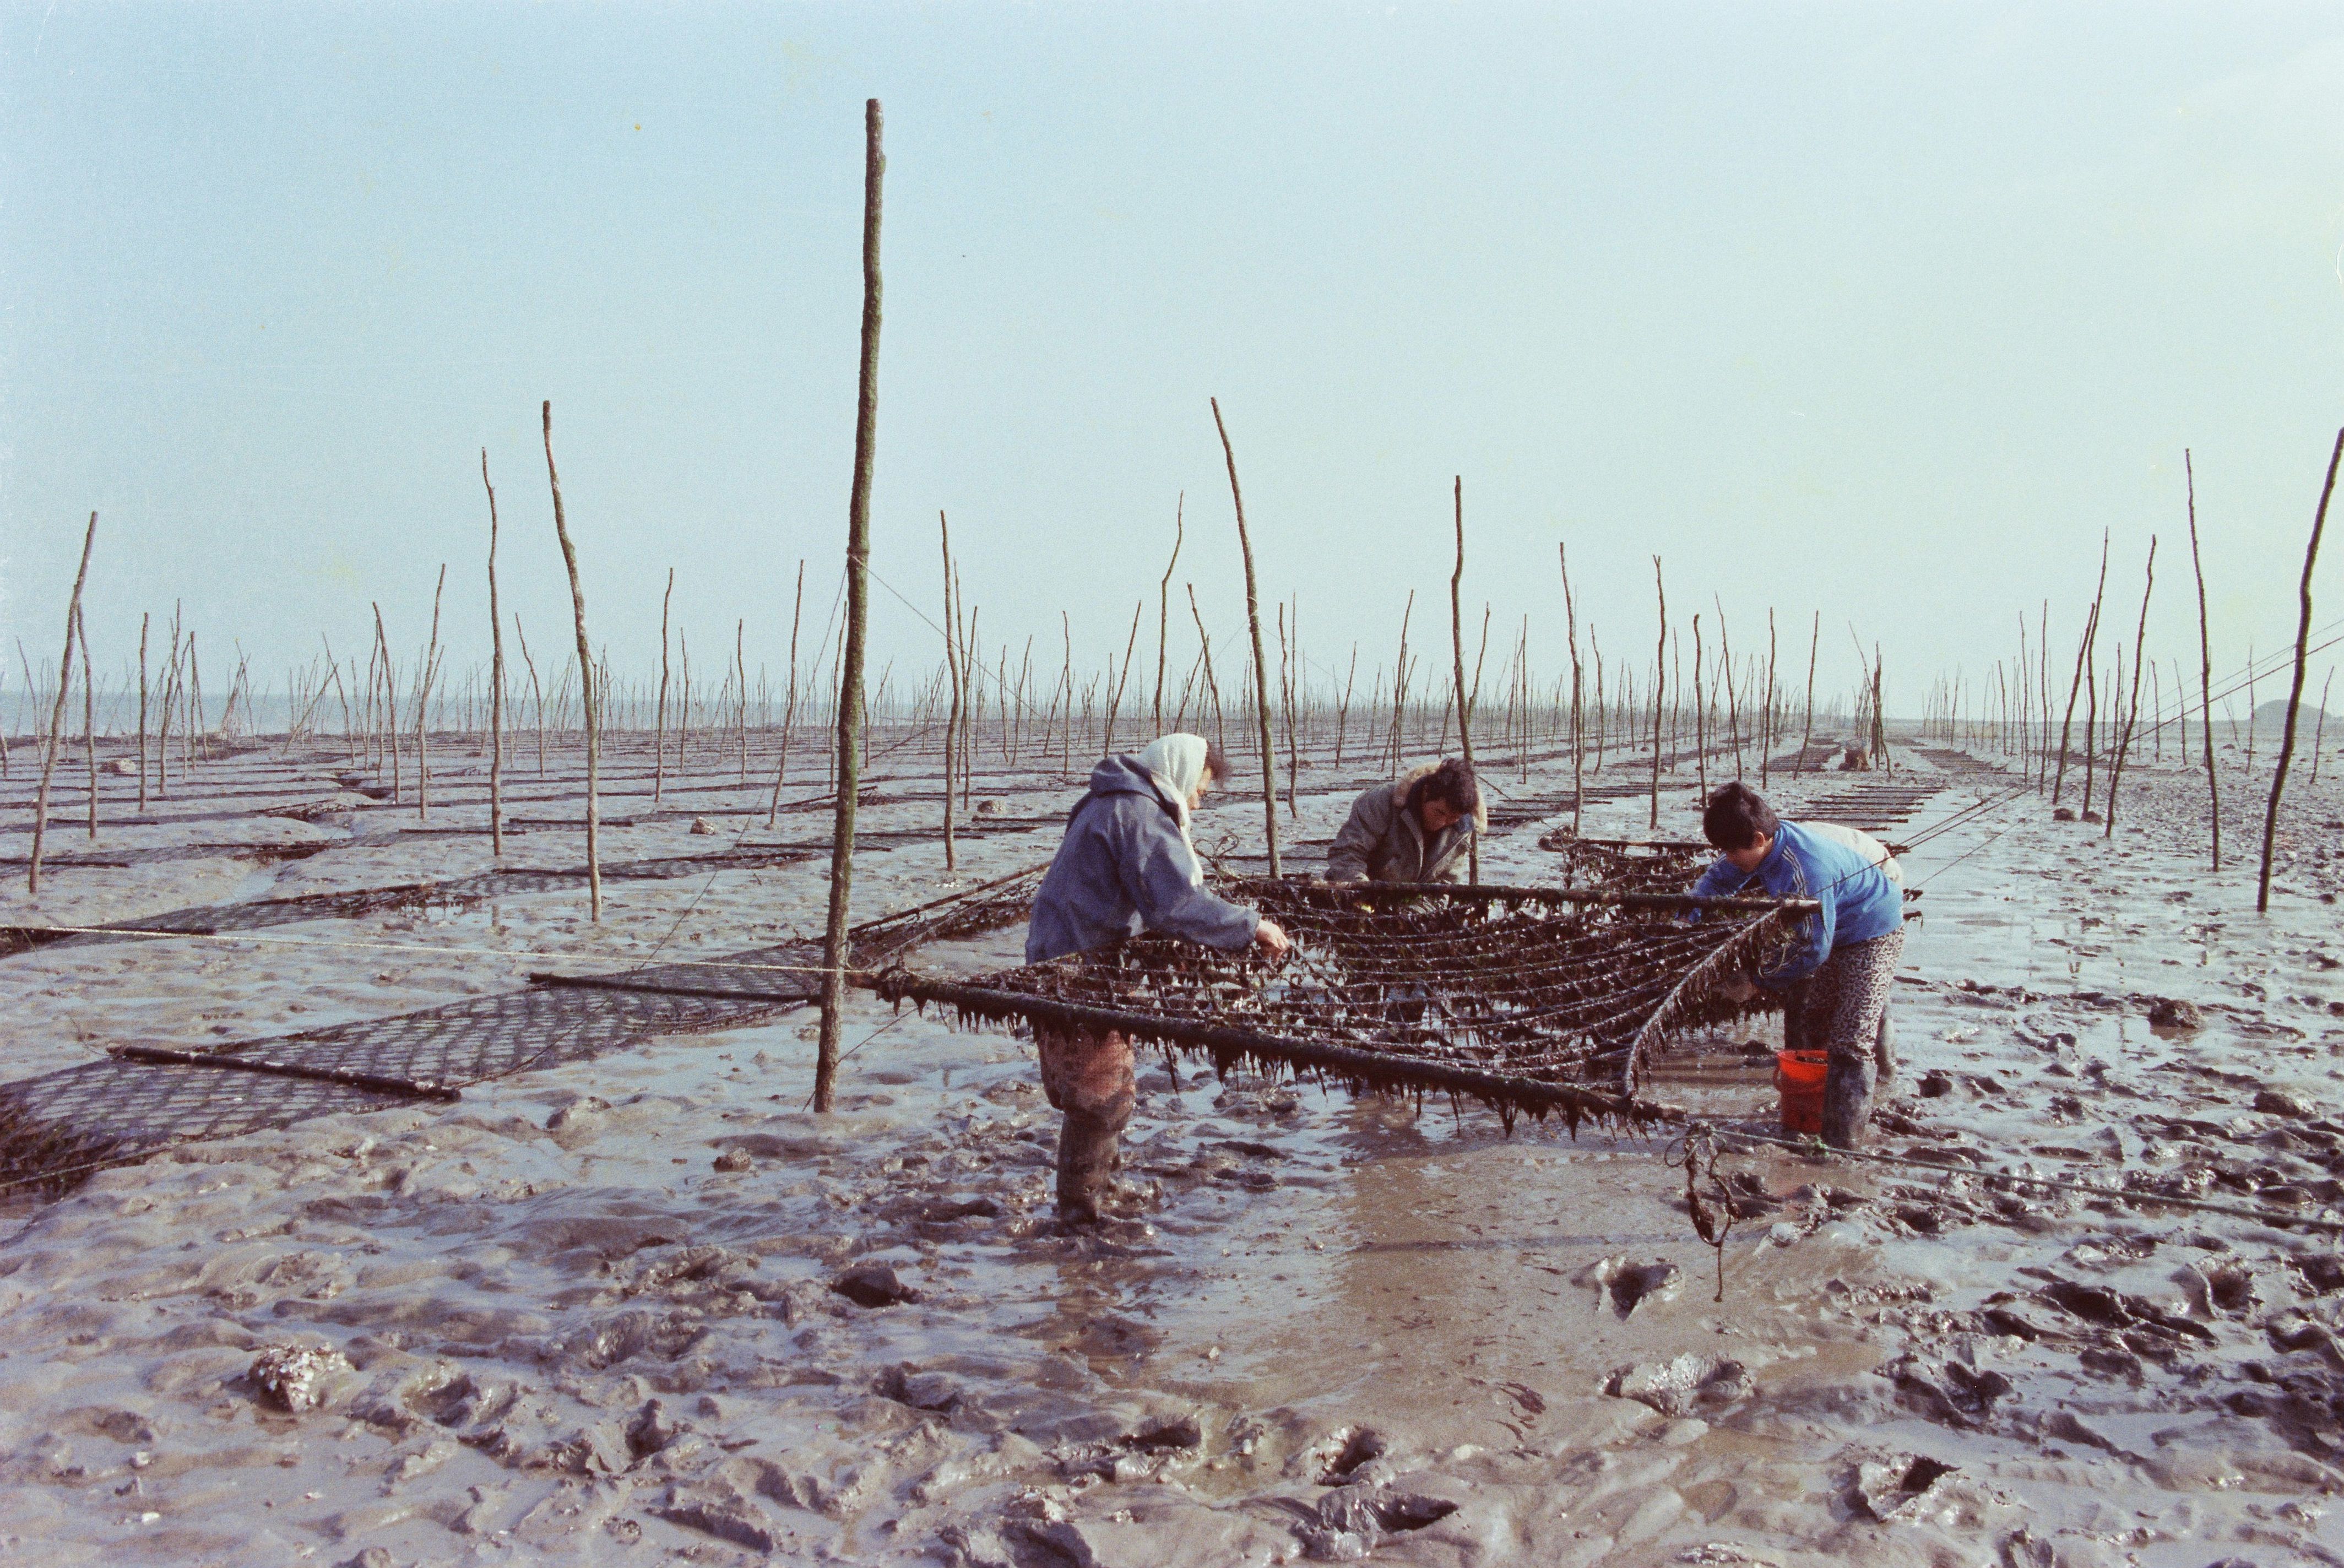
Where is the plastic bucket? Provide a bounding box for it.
[1775,1050,1830,1136]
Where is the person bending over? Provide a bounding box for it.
[1026,734,1291,1222]
[1693,782,1904,1149]
[1326,758,1484,885]
[1796,820,1903,1085]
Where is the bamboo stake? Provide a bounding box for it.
[1648,557,1666,828]
[816,98,885,1114]
[2185,453,2221,869]
[2052,532,2109,808]
[654,569,674,806]
[2309,668,2330,786]
[940,512,961,872]
[1449,478,1480,883]
[543,402,601,921]
[78,605,96,837]
[416,565,446,822]
[1560,541,1583,834]
[2104,538,2156,838]
[1154,495,1183,735]
[1211,397,1280,877]
[1107,598,1142,758]
[2258,426,2342,913]
[483,452,507,858]
[30,512,98,896]
[134,612,149,810]
[1797,611,1819,776]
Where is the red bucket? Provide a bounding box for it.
[1775,1050,1830,1136]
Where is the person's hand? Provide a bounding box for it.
[1254,918,1292,959]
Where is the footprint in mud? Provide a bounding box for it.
[1582,1255,1681,1319]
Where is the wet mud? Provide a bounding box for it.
[0,739,2341,1565]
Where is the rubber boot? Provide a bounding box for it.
[1873,1010,1897,1089]
[1821,1049,1876,1152]
[1038,1028,1136,1225]
[1055,1109,1126,1224]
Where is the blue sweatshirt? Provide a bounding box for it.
[1025,755,1262,964]
[1690,818,1903,985]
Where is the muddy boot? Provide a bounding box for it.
[1821,1050,1876,1152]
[1055,1109,1124,1224]
[1873,1011,1897,1089]
[1037,1027,1137,1224]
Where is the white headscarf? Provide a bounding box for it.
[1136,734,1211,832]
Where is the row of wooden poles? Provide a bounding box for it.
[14,100,2342,1098]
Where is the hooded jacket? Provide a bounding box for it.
[1026,754,1262,964]
[1325,762,1487,885]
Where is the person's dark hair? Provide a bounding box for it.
[1703,781,1779,851]
[1406,758,1479,822]
[1200,740,1229,784]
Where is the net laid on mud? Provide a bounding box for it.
[0,868,1048,1195]
[875,877,1812,1132]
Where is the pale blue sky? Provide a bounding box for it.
[3,3,2340,716]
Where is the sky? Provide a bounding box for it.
[2,2,2341,723]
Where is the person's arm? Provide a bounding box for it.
[1324,790,1386,884]
[1115,804,1262,948]
[1755,852,1835,985]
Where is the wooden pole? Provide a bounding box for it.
[29,512,97,896]
[940,512,961,873]
[1211,396,1280,877]
[2258,426,2342,913]
[417,564,446,823]
[767,561,806,824]
[2104,538,2156,838]
[1154,495,1183,735]
[2052,532,2109,808]
[543,402,601,921]
[816,98,885,1113]
[78,605,96,838]
[1449,478,1480,882]
[1648,556,1666,828]
[1560,541,1583,834]
[2185,452,2221,870]
[483,452,507,859]
[654,569,673,806]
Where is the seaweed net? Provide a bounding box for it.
[876,876,1808,1133]
[1533,834,1712,892]
[0,867,1046,1196]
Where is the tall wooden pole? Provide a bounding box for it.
[1560,541,1583,835]
[1211,396,1279,877]
[29,512,97,896]
[816,98,885,1111]
[2259,426,2342,913]
[1154,495,1183,735]
[2185,452,2221,870]
[1448,479,1480,882]
[544,402,601,920]
[2104,538,2156,838]
[1648,557,1666,828]
[483,452,507,860]
[940,512,962,873]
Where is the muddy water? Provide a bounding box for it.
[1,742,2341,1565]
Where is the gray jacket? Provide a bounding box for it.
[1026,755,1261,964]
[1325,763,1485,885]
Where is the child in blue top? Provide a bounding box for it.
[1693,782,1907,1148]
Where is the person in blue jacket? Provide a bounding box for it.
[1691,782,1906,1149]
[1026,733,1291,1222]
